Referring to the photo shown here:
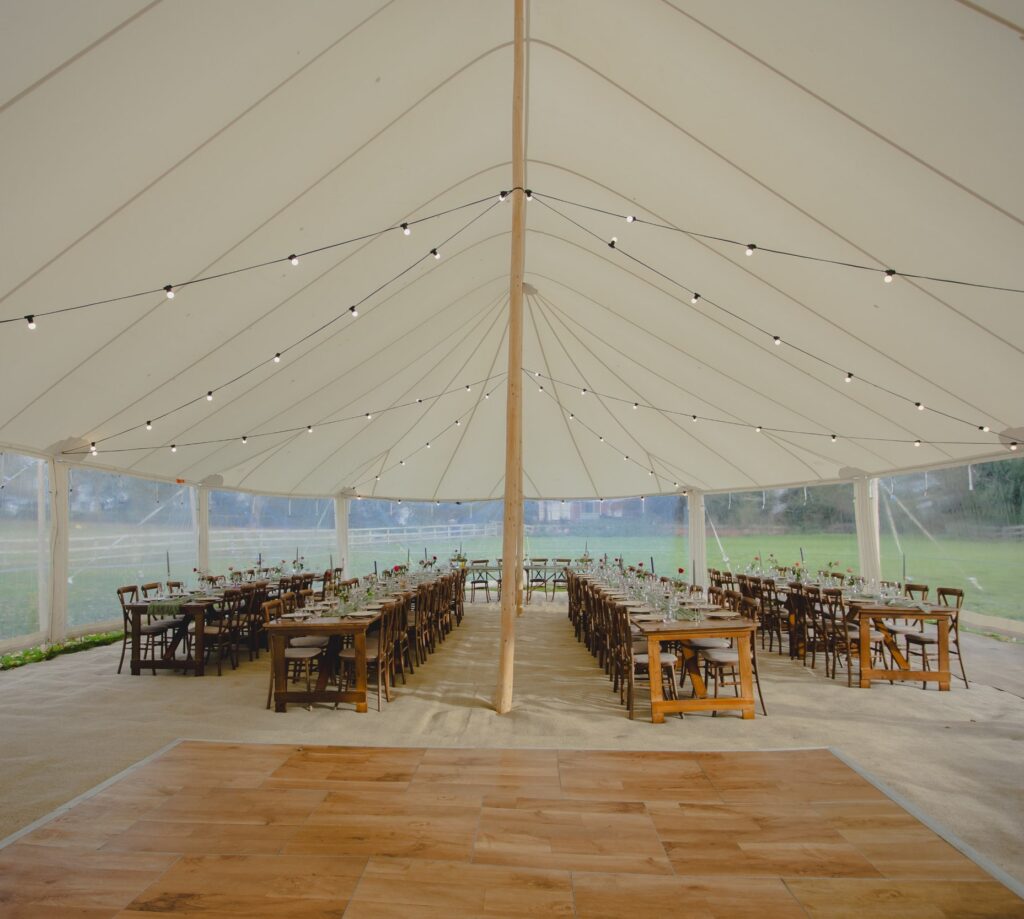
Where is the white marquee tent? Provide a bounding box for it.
[1,0,1021,505]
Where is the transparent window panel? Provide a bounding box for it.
[67,469,197,629]
[704,483,858,578]
[348,499,503,575]
[347,497,688,577]
[879,459,1024,622]
[208,492,336,575]
[0,452,50,641]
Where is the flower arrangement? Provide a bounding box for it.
[419,556,438,569]
[450,552,467,566]
[792,560,804,581]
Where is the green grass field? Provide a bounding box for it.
[351,532,1023,622]
[3,529,1021,643]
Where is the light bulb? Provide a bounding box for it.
[831,434,837,443]
[273,352,281,363]
[745,243,756,256]
[632,402,638,410]
[916,402,925,411]
[581,388,587,396]
[400,459,405,465]
[417,398,422,403]
[884,269,895,283]
[914,439,921,447]
[465,385,471,391]
[525,189,533,201]
[692,415,698,422]
[1011,442,1019,451]
[484,392,489,399]
[365,413,372,421]
[690,293,700,304]
[623,455,628,461]
[773,335,781,346]
[206,391,213,401]
[682,489,688,496]
[599,436,604,442]
[25,315,35,330]
[171,444,177,453]
[755,425,762,433]
[625,215,635,223]
[609,236,617,248]
[845,372,853,383]
[90,442,97,455]
[349,306,358,318]
[164,285,175,299]
[538,385,544,392]
[375,475,381,481]
[426,442,431,448]
[648,470,654,476]
[289,254,299,266]
[673,482,679,488]
[431,248,440,259]
[499,190,508,202]
[455,419,461,426]
[980,425,990,433]
[401,222,411,235]
[569,413,574,420]
[145,421,152,431]
[307,425,313,434]
[241,436,248,444]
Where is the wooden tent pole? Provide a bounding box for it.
[495,0,526,715]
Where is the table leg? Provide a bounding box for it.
[647,634,665,724]
[354,630,368,713]
[937,620,951,691]
[680,644,708,697]
[270,633,288,713]
[130,609,142,676]
[193,609,205,677]
[859,616,871,688]
[736,632,755,720]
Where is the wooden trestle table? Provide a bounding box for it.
[849,602,953,690]
[265,615,379,713]
[638,618,758,722]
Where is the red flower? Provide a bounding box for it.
[393,564,401,572]
[678,567,685,574]
[638,562,644,567]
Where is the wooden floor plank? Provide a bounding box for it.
[0,740,1018,918]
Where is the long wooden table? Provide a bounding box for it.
[126,599,216,676]
[265,615,378,713]
[851,603,952,690]
[638,618,758,722]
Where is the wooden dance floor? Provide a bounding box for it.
[0,741,1020,917]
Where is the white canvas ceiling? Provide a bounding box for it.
[1,0,1021,500]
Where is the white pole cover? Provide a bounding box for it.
[197,485,210,573]
[334,495,349,576]
[854,477,882,585]
[48,460,69,644]
[688,491,708,589]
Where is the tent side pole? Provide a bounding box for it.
[495,0,526,715]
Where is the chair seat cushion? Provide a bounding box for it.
[684,638,730,650]
[340,638,380,660]
[886,624,919,635]
[139,623,167,635]
[284,647,322,661]
[700,648,739,665]
[905,632,938,645]
[290,636,329,648]
[634,652,677,665]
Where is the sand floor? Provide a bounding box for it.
[1,600,1022,885]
